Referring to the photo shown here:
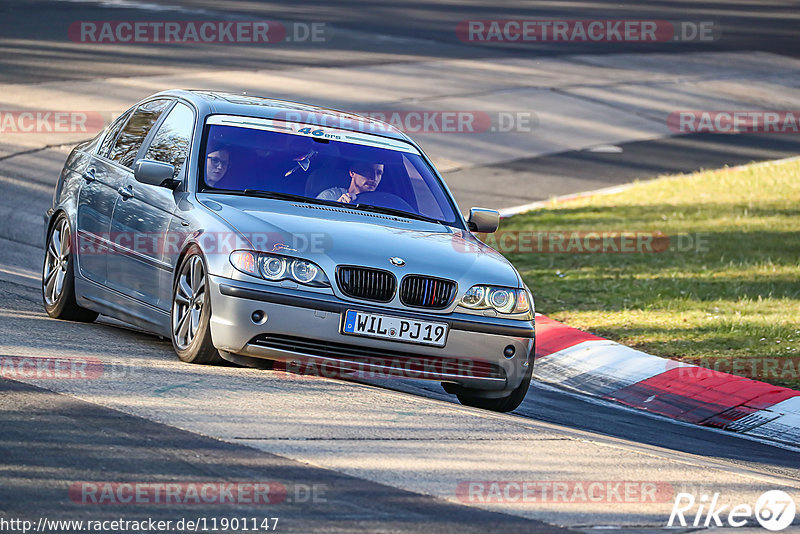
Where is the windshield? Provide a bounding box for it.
[200,115,460,225]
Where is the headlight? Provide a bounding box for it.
[514,288,532,314]
[461,286,486,308]
[230,250,330,287]
[488,288,515,313]
[261,256,287,280]
[290,260,318,284]
[460,285,531,314]
[230,250,259,277]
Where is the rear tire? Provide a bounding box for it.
[42,215,99,322]
[456,360,533,413]
[171,248,224,364]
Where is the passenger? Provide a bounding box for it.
[316,162,384,203]
[205,145,230,187]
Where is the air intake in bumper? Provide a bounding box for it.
[248,334,506,382]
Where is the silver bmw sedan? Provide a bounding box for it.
[42,90,535,412]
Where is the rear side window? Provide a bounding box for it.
[108,99,171,168]
[144,102,194,180]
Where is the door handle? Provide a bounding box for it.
[82,168,96,183]
[117,185,134,200]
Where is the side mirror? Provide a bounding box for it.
[467,207,500,233]
[133,159,177,188]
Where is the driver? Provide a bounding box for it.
[316,162,384,203]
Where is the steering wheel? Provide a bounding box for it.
[354,191,415,213]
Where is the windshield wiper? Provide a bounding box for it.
[241,189,340,207]
[351,203,443,224]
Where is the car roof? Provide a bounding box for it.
[153,89,413,143]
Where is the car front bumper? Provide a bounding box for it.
[207,275,535,394]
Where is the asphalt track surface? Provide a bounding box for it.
[1,0,799,532]
[2,0,800,84]
[1,140,798,534]
[5,0,799,209]
[0,378,554,534]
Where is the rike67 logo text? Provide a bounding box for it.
[669,490,796,531]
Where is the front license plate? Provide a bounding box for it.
[342,310,448,347]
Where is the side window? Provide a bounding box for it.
[143,102,194,180]
[108,99,171,168]
[98,111,131,158]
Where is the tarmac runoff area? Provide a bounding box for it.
[2,49,800,211]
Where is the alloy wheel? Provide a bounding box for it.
[172,255,206,350]
[43,218,70,306]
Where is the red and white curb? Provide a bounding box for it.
[533,314,800,446]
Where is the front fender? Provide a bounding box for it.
[169,194,255,283]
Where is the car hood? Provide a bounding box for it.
[201,195,521,287]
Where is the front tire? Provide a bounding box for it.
[171,248,223,364]
[456,360,533,413]
[42,215,98,322]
